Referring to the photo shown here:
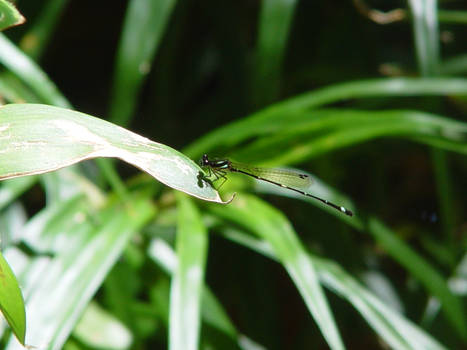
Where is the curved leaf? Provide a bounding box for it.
[0,104,225,203]
[0,251,25,345]
[185,77,467,158]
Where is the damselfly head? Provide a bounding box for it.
[200,154,209,167]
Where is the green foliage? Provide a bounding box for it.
[0,1,466,349]
[0,0,24,32]
[0,251,25,344]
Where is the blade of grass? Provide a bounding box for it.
[72,301,132,350]
[438,10,467,24]
[184,77,467,158]
[421,252,467,329]
[228,109,467,166]
[207,195,345,350]
[0,34,71,107]
[0,176,37,211]
[440,54,467,75]
[252,0,297,107]
[109,0,178,126]
[149,237,270,350]
[220,227,448,350]
[0,202,27,251]
[368,219,466,339]
[255,171,466,339]
[408,0,439,76]
[5,193,156,350]
[0,74,42,103]
[149,238,237,338]
[169,195,208,350]
[19,0,70,60]
[408,0,458,260]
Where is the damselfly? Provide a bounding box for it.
[200,154,353,216]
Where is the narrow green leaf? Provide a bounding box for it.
[110,0,178,126]
[222,228,449,350]
[253,0,297,106]
[149,238,238,339]
[407,0,457,272]
[407,0,439,76]
[0,74,42,104]
[169,195,208,350]
[368,219,467,339]
[73,301,132,350]
[438,10,467,24]
[0,250,25,345]
[421,252,467,329]
[0,0,25,31]
[0,176,37,211]
[185,77,467,158]
[259,173,467,341]
[149,237,267,349]
[440,54,467,75]
[0,104,225,203]
[208,195,345,350]
[229,109,467,166]
[19,0,70,60]
[5,194,155,350]
[0,34,71,107]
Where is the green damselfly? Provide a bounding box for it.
[200,154,353,216]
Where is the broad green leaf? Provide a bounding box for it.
[0,0,25,31]
[110,0,178,126]
[0,250,25,345]
[0,104,225,203]
[207,195,345,350]
[169,195,208,350]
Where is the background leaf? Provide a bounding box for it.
[0,0,24,32]
[0,251,25,345]
[0,1,466,348]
